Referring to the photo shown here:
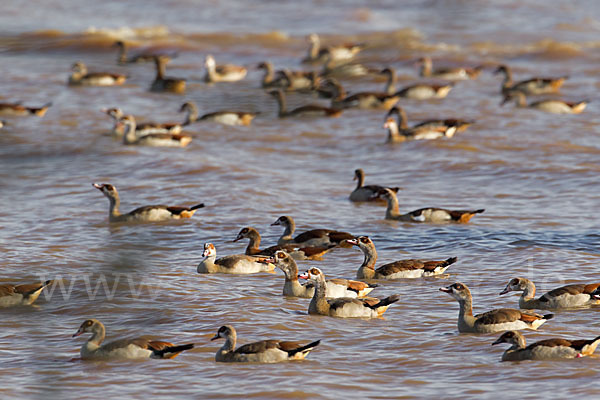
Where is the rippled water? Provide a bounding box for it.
[1,1,599,399]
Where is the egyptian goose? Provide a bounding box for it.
[299,267,399,318]
[150,55,186,94]
[439,282,554,333]
[73,319,194,360]
[376,188,484,223]
[302,33,364,64]
[0,280,52,307]
[347,236,457,279]
[380,67,398,95]
[326,77,399,110]
[492,331,600,361]
[501,91,588,114]
[494,64,567,95]
[384,104,473,134]
[211,325,319,363]
[257,61,289,88]
[348,236,448,277]
[180,100,258,127]
[282,69,320,92]
[262,250,377,298]
[268,89,342,118]
[68,62,126,86]
[384,107,455,143]
[113,40,157,65]
[257,62,320,91]
[0,102,51,117]
[417,57,482,80]
[349,168,399,202]
[412,117,473,134]
[394,82,454,100]
[500,277,600,309]
[120,115,192,147]
[92,182,204,223]
[233,227,335,260]
[316,78,347,99]
[204,55,247,83]
[197,243,275,274]
[103,107,182,137]
[271,215,354,248]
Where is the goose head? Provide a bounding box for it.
[233,227,256,242]
[298,267,325,282]
[73,318,103,338]
[439,282,472,302]
[271,215,291,227]
[263,250,296,276]
[345,235,372,251]
[500,277,528,295]
[492,330,525,347]
[371,187,395,201]
[71,62,87,74]
[211,325,235,341]
[204,55,216,69]
[202,243,217,258]
[92,182,119,200]
[102,107,123,120]
[353,168,364,182]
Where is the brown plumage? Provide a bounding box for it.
[493,331,600,361]
[272,215,354,248]
[0,102,51,117]
[212,325,319,363]
[150,56,186,94]
[347,236,456,279]
[233,227,336,260]
[268,89,342,118]
[494,64,567,95]
[376,188,484,223]
[0,280,53,307]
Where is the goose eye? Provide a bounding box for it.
[454,283,463,290]
[242,228,248,234]
[106,185,114,191]
[510,278,519,285]
[360,237,369,243]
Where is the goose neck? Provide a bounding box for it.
[309,276,330,314]
[384,192,401,219]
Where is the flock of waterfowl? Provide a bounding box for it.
[1,32,597,364]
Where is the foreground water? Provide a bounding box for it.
[0,1,599,399]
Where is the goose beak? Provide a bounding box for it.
[491,337,504,346]
[439,287,451,293]
[257,257,274,264]
[232,234,243,242]
[210,334,220,341]
[345,238,358,246]
[72,328,84,338]
[499,286,511,295]
[298,271,309,280]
